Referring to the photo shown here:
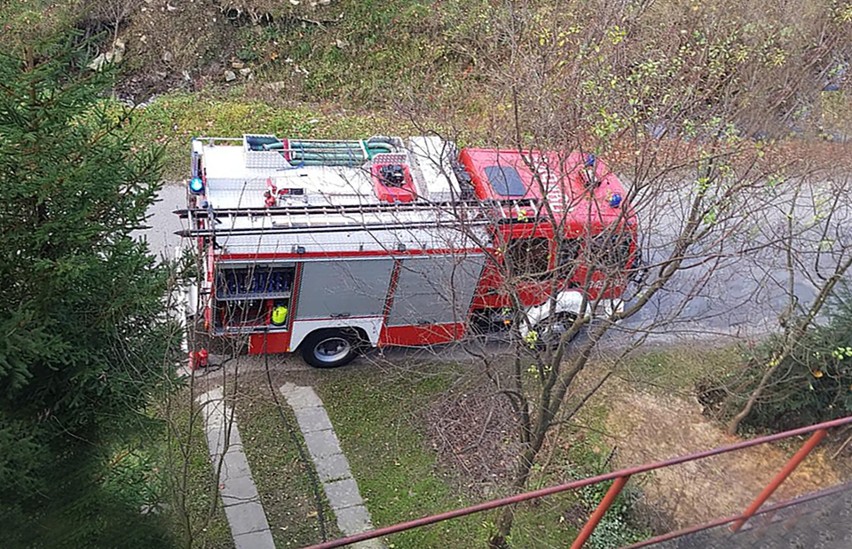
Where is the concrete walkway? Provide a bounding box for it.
[197,388,275,549]
[280,383,384,549]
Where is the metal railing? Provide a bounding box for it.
[303,415,852,549]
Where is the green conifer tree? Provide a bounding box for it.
[0,36,180,547]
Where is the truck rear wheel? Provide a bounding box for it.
[301,329,358,368]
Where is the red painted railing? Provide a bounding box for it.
[303,415,852,549]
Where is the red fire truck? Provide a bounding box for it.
[178,135,637,367]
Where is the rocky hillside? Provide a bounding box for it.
[1,0,469,105]
[2,0,849,141]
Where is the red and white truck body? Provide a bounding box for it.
[178,135,636,367]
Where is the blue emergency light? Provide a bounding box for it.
[189,177,204,194]
[610,193,623,208]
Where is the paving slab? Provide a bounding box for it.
[200,394,244,456]
[281,383,384,547]
[281,382,324,409]
[293,405,335,433]
[216,448,252,482]
[279,381,299,397]
[314,452,352,482]
[197,388,274,549]
[303,429,344,460]
[324,478,365,510]
[335,504,373,533]
[224,501,272,536]
[234,529,277,549]
[221,475,262,508]
[352,540,386,549]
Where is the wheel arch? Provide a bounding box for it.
[293,326,369,351]
[289,318,383,352]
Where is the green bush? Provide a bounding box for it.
[707,285,852,431]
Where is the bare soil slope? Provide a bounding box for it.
[601,384,844,530]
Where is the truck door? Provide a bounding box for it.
[296,258,395,320]
[387,253,486,328]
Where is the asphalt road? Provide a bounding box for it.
[140,183,186,261]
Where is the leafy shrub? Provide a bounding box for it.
[581,480,648,549]
[704,285,852,431]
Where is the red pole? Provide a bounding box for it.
[570,475,630,549]
[730,428,828,532]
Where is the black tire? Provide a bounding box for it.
[300,329,358,368]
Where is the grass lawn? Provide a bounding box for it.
[234,376,342,547]
[128,92,406,179]
[315,361,591,548]
[316,363,482,547]
[214,343,746,548]
[615,343,745,394]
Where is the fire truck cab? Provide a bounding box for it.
[178,135,635,367]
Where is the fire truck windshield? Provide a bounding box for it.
[485,165,528,197]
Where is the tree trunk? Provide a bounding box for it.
[488,444,540,548]
[726,355,783,435]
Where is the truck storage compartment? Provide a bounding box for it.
[215,264,294,300]
[212,264,295,332]
[296,259,394,320]
[215,299,267,330]
[243,134,291,168]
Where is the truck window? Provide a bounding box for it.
[506,237,550,279]
[485,165,527,197]
[587,233,633,272]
